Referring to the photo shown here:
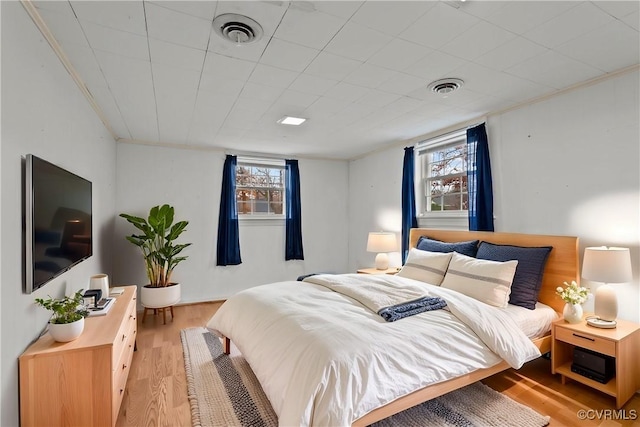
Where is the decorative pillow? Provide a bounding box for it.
[476,242,553,310]
[416,236,479,258]
[441,252,518,308]
[397,248,453,285]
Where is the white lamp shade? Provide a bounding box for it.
[582,247,632,284]
[366,232,397,253]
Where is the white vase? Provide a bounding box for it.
[49,318,84,342]
[140,283,181,308]
[563,303,583,324]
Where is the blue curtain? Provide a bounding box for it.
[467,123,494,231]
[401,147,417,264]
[216,155,242,265]
[285,159,304,260]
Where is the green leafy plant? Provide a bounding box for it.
[120,204,191,288]
[35,290,89,324]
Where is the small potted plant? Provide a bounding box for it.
[120,204,191,310]
[556,281,590,323]
[35,290,89,342]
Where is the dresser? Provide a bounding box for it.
[19,286,137,427]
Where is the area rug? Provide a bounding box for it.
[181,327,550,427]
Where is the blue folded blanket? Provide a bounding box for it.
[378,297,447,322]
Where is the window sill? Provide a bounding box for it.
[418,211,468,219]
[239,216,285,226]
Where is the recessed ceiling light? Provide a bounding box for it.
[277,116,307,126]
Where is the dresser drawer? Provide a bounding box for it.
[555,326,616,356]
[112,335,134,421]
[112,298,136,367]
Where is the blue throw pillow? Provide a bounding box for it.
[476,242,552,310]
[416,236,479,258]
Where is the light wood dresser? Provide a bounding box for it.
[19,286,137,427]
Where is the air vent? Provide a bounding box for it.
[427,78,464,95]
[213,14,263,45]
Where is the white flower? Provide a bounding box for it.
[556,280,590,305]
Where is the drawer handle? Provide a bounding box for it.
[122,363,127,370]
[122,334,126,342]
[120,389,124,395]
[572,333,595,342]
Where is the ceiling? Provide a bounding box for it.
[30,1,639,159]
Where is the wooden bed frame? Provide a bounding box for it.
[221,228,579,426]
[353,228,579,426]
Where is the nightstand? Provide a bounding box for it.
[551,316,640,408]
[357,267,399,275]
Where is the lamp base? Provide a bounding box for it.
[594,284,618,323]
[586,317,617,329]
[374,253,389,270]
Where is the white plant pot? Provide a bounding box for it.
[140,283,181,308]
[49,318,84,342]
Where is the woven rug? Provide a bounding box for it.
[181,327,550,427]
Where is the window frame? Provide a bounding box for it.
[235,156,286,222]
[415,129,470,228]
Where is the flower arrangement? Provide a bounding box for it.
[556,281,590,305]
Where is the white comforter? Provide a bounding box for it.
[206,274,540,426]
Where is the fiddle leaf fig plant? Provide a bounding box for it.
[35,290,89,324]
[120,204,191,288]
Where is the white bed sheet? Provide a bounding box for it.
[502,302,559,339]
[207,274,541,426]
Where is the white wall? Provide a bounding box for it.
[349,148,404,271]
[348,70,640,322]
[0,3,117,426]
[490,70,639,322]
[113,143,349,303]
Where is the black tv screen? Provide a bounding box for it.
[25,154,92,293]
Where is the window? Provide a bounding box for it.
[417,129,468,216]
[235,158,285,217]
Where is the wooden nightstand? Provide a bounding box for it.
[551,316,640,408]
[357,267,400,275]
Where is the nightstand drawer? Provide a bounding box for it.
[555,327,616,356]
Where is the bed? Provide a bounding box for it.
[207,229,579,426]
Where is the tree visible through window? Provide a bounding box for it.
[418,130,468,214]
[235,161,284,216]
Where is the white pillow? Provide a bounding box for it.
[396,248,453,285]
[441,252,518,307]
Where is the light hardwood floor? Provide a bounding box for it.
[116,302,640,427]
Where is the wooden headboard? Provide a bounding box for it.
[409,229,579,313]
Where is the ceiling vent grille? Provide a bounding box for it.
[428,78,464,95]
[213,14,263,45]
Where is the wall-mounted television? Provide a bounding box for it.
[25,154,93,293]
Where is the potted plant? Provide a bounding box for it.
[120,204,191,310]
[35,290,89,342]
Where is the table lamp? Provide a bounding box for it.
[367,232,397,270]
[582,246,632,328]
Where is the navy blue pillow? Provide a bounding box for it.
[416,236,479,258]
[476,242,552,310]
